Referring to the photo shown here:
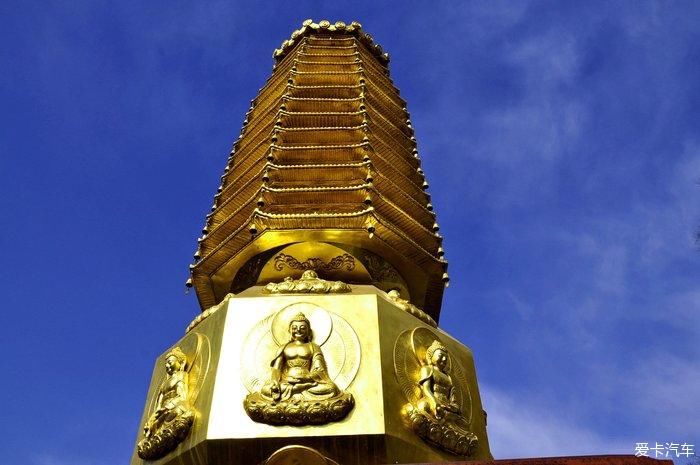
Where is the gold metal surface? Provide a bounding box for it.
[243,307,356,425]
[395,332,478,456]
[132,328,216,465]
[137,347,196,459]
[185,293,234,334]
[131,286,491,465]
[264,445,341,465]
[272,20,389,65]
[263,270,352,294]
[387,289,437,327]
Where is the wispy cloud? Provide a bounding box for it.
[32,454,112,465]
[482,385,629,458]
[623,355,700,435]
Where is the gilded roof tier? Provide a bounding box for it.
[189,20,448,321]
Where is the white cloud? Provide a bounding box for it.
[623,355,700,435]
[32,455,106,465]
[482,385,629,458]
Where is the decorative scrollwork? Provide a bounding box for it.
[263,270,351,294]
[273,253,355,273]
[361,252,401,283]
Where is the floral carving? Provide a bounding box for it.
[264,270,351,294]
[273,253,355,273]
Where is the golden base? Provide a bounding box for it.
[131,285,491,465]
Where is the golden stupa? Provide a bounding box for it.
[132,20,491,465]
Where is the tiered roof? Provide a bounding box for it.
[189,20,448,320]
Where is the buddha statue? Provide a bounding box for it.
[417,340,461,420]
[261,312,340,400]
[244,312,354,425]
[404,339,478,456]
[138,347,195,460]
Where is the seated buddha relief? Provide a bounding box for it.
[394,328,478,457]
[138,347,195,460]
[244,312,355,425]
[415,340,463,421]
[405,339,478,456]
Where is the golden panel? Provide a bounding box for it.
[206,289,385,441]
[242,304,359,425]
[185,293,234,334]
[137,347,195,459]
[387,289,436,327]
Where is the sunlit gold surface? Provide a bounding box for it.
[243,307,356,425]
[189,19,447,320]
[137,347,196,459]
[263,270,352,294]
[398,334,479,456]
[387,289,437,327]
[131,285,491,465]
[131,324,217,465]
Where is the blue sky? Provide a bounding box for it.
[1,1,699,464]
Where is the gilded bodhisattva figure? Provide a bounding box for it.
[244,312,354,425]
[138,347,195,460]
[404,339,478,456]
[415,341,462,420]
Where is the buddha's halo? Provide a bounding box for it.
[271,302,333,346]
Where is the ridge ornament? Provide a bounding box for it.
[263,270,351,294]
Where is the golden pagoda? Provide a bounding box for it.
[131,20,492,465]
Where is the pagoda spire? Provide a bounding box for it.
[187,19,448,321]
[132,21,490,465]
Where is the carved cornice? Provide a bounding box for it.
[387,290,437,327]
[186,293,235,333]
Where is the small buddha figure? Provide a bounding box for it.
[138,347,195,460]
[244,312,354,425]
[261,312,340,401]
[404,339,478,456]
[416,340,461,420]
